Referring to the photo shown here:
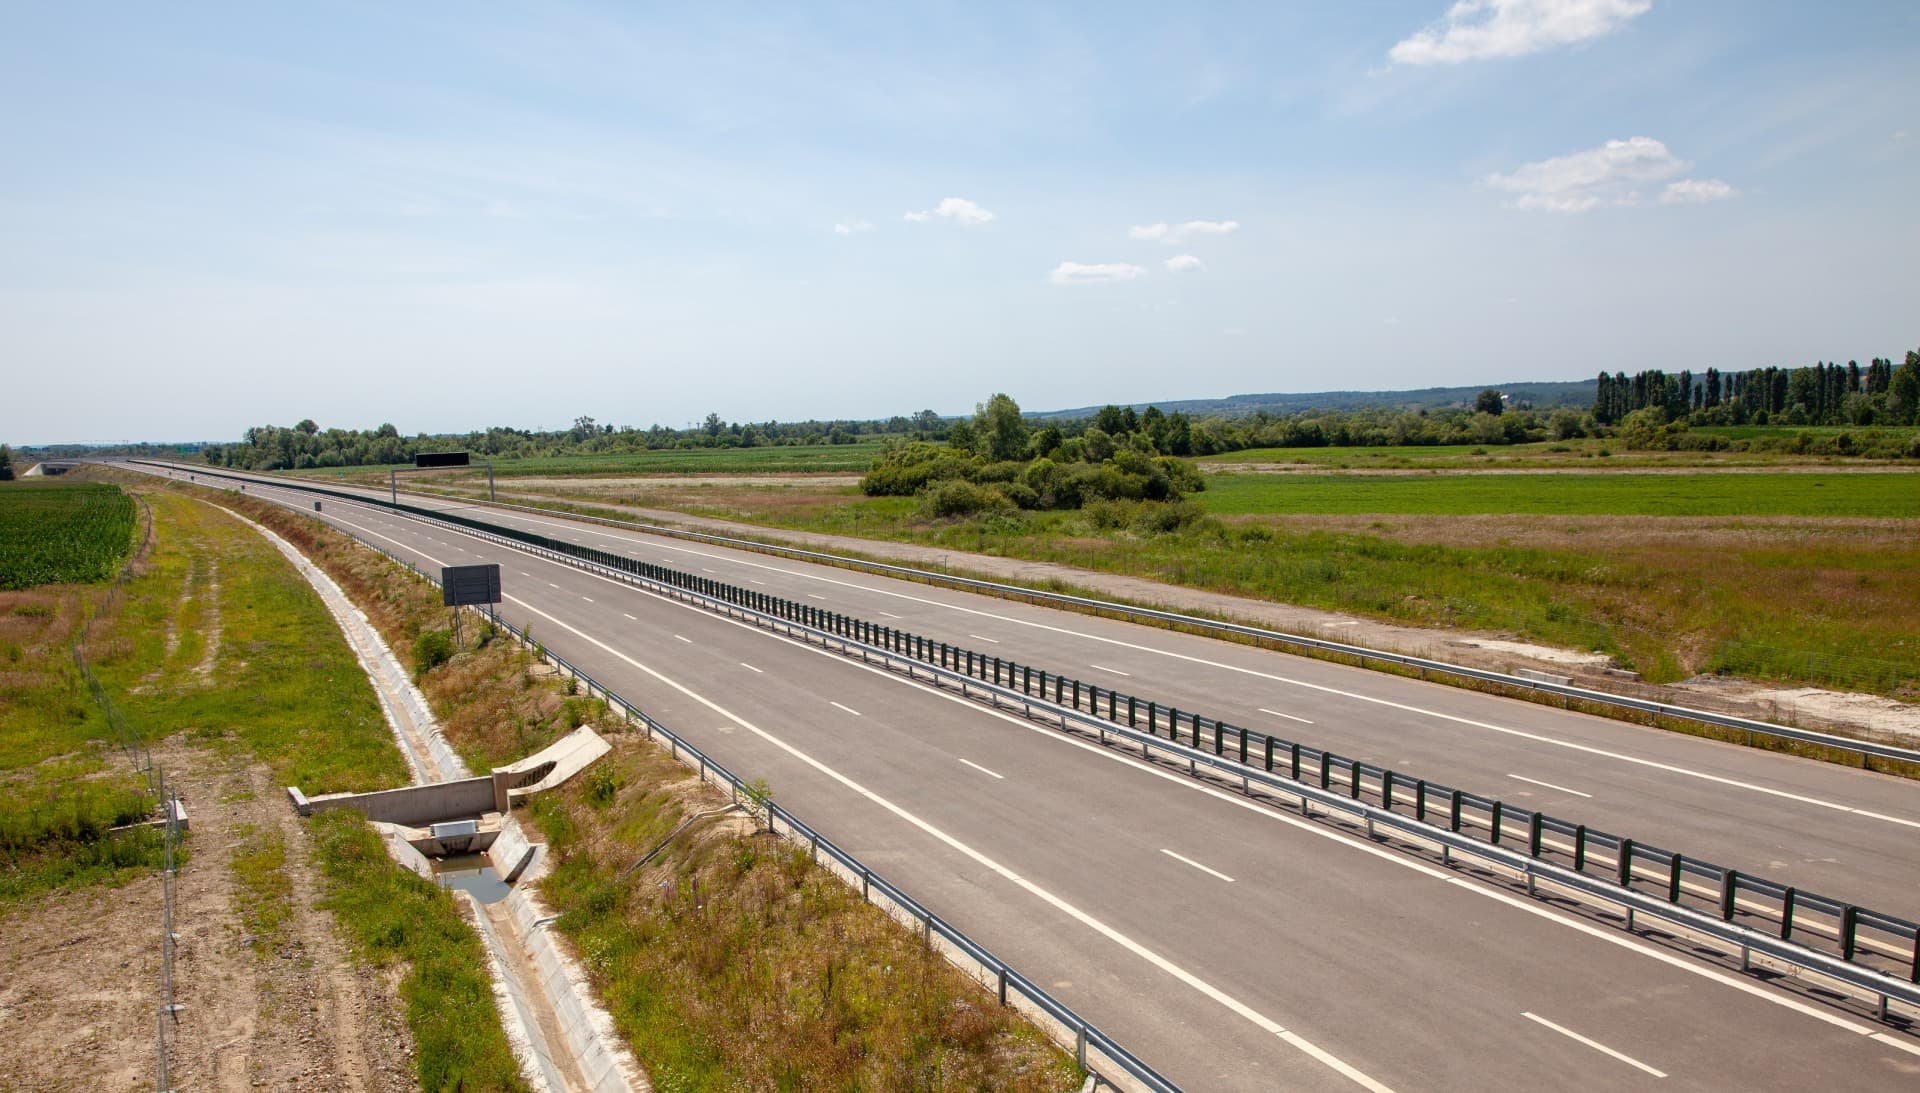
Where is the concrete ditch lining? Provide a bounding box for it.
[224,503,645,1093]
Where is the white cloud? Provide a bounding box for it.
[904,197,994,226]
[1049,261,1148,286]
[1390,0,1651,66]
[1659,178,1737,205]
[1483,136,1736,212]
[1128,219,1240,244]
[1164,254,1204,273]
[832,220,874,235]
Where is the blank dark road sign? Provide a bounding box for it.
[416,451,471,468]
[442,564,502,606]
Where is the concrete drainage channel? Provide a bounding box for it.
[230,506,644,1093]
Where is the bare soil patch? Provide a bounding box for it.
[0,740,414,1093]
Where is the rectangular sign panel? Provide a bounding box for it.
[415,451,471,468]
[441,563,502,606]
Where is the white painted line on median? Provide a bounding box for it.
[1161,848,1234,883]
[830,701,862,717]
[969,634,1000,644]
[1260,708,1316,725]
[959,758,1004,780]
[1089,664,1132,677]
[1509,774,1592,798]
[1522,1012,1666,1078]
[739,662,762,674]
[702,568,717,573]
[673,634,693,644]
[319,494,1915,1060]
[497,590,1397,1093]
[582,596,594,603]
[502,513,1918,831]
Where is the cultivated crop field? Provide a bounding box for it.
[0,481,137,589]
[298,440,886,489]
[1199,471,1920,518]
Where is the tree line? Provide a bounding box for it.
[1593,351,1920,428]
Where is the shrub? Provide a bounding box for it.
[413,629,453,677]
[918,479,1011,519]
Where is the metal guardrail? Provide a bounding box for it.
[129,461,1920,1014]
[149,466,1174,1092]
[389,477,1920,769]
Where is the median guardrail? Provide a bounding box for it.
[131,459,1920,1015]
[135,462,1177,1093]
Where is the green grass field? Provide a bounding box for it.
[0,481,137,589]
[286,440,886,484]
[1199,471,1920,518]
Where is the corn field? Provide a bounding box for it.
[0,481,137,589]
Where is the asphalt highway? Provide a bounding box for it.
[131,463,1920,1091]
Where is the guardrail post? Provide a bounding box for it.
[1348,759,1361,799]
[1108,690,1117,719]
[1668,853,1683,904]
[1490,800,1503,844]
[1841,905,1859,961]
[1528,811,1543,858]
[1024,665,1032,693]
[1720,869,1738,921]
[998,967,1008,1007]
[1382,771,1395,811]
[1238,728,1248,765]
[1072,679,1081,709]
[1128,695,1137,726]
[1449,790,1463,833]
[1214,721,1223,756]
[1320,752,1332,790]
[1573,825,1587,872]
[1147,701,1157,734]
[1056,675,1065,703]
[1618,838,1635,887]
[1264,736,1274,772]
[1414,779,1426,821]
[1780,886,1796,940]
[1289,742,1301,780]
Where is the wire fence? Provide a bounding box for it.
[71,492,183,1092]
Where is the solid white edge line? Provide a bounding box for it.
[488,509,1920,829]
[969,633,1000,643]
[496,589,1397,1092]
[1089,664,1132,677]
[280,486,1918,1066]
[830,700,862,717]
[959,758,1005,780]
[1521,1012,1667,1078]
[1160,848,1234,883]
[1507,774,1593,799]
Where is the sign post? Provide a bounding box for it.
[441,563,503,646]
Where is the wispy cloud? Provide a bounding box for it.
[1050,261,1148,286]
[832,220,874,235]
[1390,0,1651,66]
[1164,254,1204,273]
[1483,136,1732,212]
[1658,178,1737,205]
[1128,219,1240,244]
[904,197,994,225]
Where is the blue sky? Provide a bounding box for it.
[3,1,1916,444]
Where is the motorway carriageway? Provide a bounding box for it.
[202,464,1920,917]
[142,465,1920,1091]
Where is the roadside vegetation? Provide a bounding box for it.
[211,474,1085,1088]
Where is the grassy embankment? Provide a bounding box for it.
[210,483,1083,1089]
[404,453,1920,697]
[4,475,526,1091]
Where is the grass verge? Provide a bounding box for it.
[308,809,529,1093]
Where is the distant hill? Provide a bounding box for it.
[1034,380,1596,420]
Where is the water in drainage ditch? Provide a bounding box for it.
[431,853,512,904]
